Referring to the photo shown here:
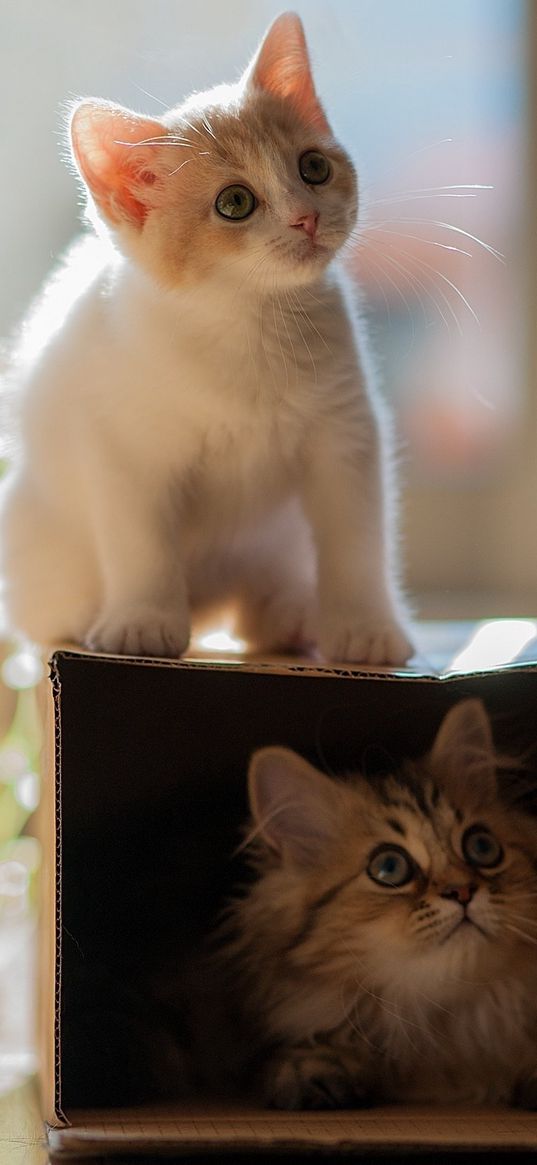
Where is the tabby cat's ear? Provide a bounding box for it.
[248,747,341,862]
[244,12,331,136]
[70,101,169,228]
[429,699,497,803]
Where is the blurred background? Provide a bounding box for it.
[0,0,534,1104]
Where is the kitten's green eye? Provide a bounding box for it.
[462,826,503,868]
[299,150,331,185]
[367,845,414,888]
[215,185,256,220]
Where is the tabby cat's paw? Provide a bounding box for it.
[85,604,190,658]
[320,608,413,666]
[265,1049,370,1111]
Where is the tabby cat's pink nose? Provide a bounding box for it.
[441,883,476,905]
[290,211,319,239]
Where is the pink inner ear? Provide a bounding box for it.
[249,747,338,860]
[247,13,331,135]
[71,102,167,226]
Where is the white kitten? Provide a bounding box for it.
[0,13,412,664]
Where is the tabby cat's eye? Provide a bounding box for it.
[215,184,256,220]
[299,150,331,185]
[462,825,503,869]
[367,845,414,888]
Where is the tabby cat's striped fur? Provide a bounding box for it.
[228,699,537,1109]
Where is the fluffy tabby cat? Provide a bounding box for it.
[0,13,411,664]
[228,699,537,1108]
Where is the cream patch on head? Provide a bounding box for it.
[70,13,358,294]
[141,90,357,291]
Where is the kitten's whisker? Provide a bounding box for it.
[367,250,421,351]
[342,947,442,1051]
[361,241,451,340]
[355,246,414,325]
[279,293,299,387]
[167,158,193,177]
[371,247,442,334]
[350,250,393,331]
[415,990,455,1018]
[501,909,537,928]
[132,84,169,110]
[284,289,318,384]
[201,115,219,143]
[340,982,381,1052]
[372,136,455,187]
[300,285,331,310]
[116,136,195,149]
[394,218,504,263]
[232,790,299,855]
[179,117,204,138]
[274,288,297,393]
[289,291,333,356]
[368,185,492,209]
[395,245,479,326]
[373,243,461,336]
[365,225,473,259]
[504,923,537,948]
[271,285,290,395]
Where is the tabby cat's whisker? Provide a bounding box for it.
[505,927,537,945]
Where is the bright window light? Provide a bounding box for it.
[197,629,246,653]
[1,650,43,691]
[450,619,537,672]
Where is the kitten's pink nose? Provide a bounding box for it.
[441,883,476,906]
[290,211,319,239]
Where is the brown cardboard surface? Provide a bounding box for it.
[40,621,537,1155]
[46,1102,537,1157]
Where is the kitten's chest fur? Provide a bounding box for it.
[100,263,336,514]
[343,977,536,1104]
[108,261,332,453]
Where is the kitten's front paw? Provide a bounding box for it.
[86,604,190,658]
[265,1048,370,1111]
[320,608,413,666]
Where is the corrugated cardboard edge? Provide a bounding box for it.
[37,655,68,1129]
[48,644,537,685]
[50,646,436,681]
[45,1105,537,1158]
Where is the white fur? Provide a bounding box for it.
[0,20,412,663]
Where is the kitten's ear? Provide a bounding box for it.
[429,699,497,802]
[70,101,169,228]
[248,747,341,863]
[244,13,331,135]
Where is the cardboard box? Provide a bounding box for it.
[40,621,537,1158]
